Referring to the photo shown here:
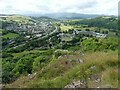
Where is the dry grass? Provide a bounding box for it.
[101,67,118,88]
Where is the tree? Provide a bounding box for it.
[85,29,90,31]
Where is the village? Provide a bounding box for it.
[4,21,56,37]
[1,15,108,45]
[2,17,108,50]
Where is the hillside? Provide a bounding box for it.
[68,16,118,30]
[0,14,35,24]
[28,13,103,19]
[4,50,118,88]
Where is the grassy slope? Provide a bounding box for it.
[1,15,34,24]
[3,33,19,39]
[5,50,118,88]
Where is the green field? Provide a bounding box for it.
[60,24,73,31]
[61,37,72,41]
[60,23,106,32]
[1,15,34,24]
[0,29,2,34]
[3,32,19,39]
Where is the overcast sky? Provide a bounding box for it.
[0,0,119,15]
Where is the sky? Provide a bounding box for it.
[0,0,119,15]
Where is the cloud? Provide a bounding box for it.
[0,0,119,15]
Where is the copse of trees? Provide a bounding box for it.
[102,30,108,34]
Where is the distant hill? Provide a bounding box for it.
[1,13,116,20]
[28,13,103,19]
[31,16,59,21]
[0,14,58,23]
[68,16,118,30]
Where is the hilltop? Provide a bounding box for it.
[26,13,103,19]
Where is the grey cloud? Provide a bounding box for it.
[77,1,98,9]
[0,0,118,15]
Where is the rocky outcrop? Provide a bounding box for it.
[64,80,87,88]
[28,72,37,79]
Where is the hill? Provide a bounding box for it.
[28,13,103,19]
[68,16,118,30]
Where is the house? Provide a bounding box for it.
[96,33,107,38]
[36,34,42,37]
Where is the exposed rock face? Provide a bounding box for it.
[0,84,3,89]
[88,73,101,84]
[69,59,84,64]
[0,84,6,89]
[64,80,87,88]
[28,72,37,79]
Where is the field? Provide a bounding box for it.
[3,32,19,39]
[0,29,2,34]
[61,37,72,41]
[1,15,34,24]
[60,24,73,31]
